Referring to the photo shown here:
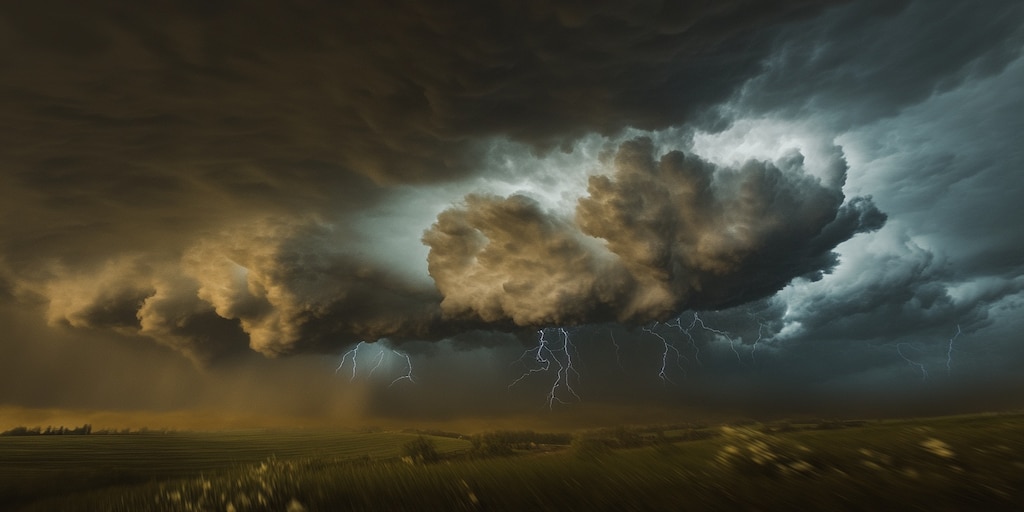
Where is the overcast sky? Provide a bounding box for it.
[1,0,1022,428]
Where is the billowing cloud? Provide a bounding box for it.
[7,136,884,361]
[425,137,883,327]
[1,0,1022,422]
[181,218,444,355]
[9,217,446,361]
[0,0,846,362]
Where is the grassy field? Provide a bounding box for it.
[3,413,1023,511]
[0,430,470,510]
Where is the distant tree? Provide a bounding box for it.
[1,426,30,436]
[400,436,440,464]
[2,423,95,436]
[470,432,514,457]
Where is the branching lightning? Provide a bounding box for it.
[508,327,581,409]
[897,343,929,381]
[945,324,962,376]
[750,324,765,365]
[688,312,743,364]
[389,350,416,388]
[335,340,416,387]
[665,316,702,367]
[747,314,770,365]
[560,328,582,402]
[508,330,551,390]
[642,322,687,384]
[336,341,366,382]
[894,325,964,381]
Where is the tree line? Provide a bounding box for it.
[1,424,93,436]
[0,424,173,436]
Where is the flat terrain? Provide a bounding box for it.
[2,413,1023,511]
[0,430,470,510]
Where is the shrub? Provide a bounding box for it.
[400,436,440,465]
[470,433,515,457]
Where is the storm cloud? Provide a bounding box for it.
[425,137,882,327]
[0,0,849,360]
[1,0,1022,422]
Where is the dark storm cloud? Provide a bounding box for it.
[0,0,834,184]
[424,137,883,327]
[2,0,1022,425]
[0,0,845,361]
[764,52,1024,355]
[724,0,1024,128]
[776,236,1015,347]
[672,45,1024,410]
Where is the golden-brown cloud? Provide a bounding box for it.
[424,137,884,327]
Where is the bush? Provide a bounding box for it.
[400,436,440,465]
[470,433,515,458]
[713,426,815,477]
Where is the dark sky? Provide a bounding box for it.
[1,0,1022,428]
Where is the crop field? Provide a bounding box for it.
[3,413,1024,511]
[0,430,470,510]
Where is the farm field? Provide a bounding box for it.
[3,413,1024,511]
[0,430,470,510]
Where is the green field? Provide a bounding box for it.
[3,413,1024,511]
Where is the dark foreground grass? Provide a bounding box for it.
[0,430,470,510]
[4,413,1024,511]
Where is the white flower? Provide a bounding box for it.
[920,438,955,458]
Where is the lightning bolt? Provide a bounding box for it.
[897,343,929,381]
[508,327,581,409]
[389,350,416,388]
[666,316,702,367]
[557,328,582,405]
[368,346,387,378]
[508,330,551,390]
[642,322,687,384]
[750,325,764,365]
[336,341,416,387]
[747,315,770,365]
[690,312,743,365]
[609,330,624,370]
[336,341,366,382]
[945,324,962,376]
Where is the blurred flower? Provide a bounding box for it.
[921,438,955,458]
